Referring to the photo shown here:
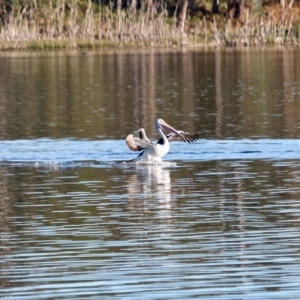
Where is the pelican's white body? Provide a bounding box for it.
[130,119,176,162]
[133,142,170,162]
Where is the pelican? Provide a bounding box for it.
[125,119,199,162]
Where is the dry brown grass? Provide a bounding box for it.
[0,1,300,50]
[0,0,188,49]
[210,4,300,46]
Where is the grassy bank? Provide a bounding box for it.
[0,0,299,50]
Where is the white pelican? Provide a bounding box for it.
[125,119,199,162]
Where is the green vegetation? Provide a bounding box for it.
[0,0,299,50]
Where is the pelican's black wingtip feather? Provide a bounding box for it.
[165,132,200,143]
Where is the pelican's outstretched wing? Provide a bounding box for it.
[125,128,153,152]
[156,131,199,145]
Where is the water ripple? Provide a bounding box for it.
[1,159,300,299]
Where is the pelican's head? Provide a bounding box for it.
[155,119,182,136]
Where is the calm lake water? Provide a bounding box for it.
[1,48,300,299]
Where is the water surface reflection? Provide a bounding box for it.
[0,49,300,139]
[1,160,300,298]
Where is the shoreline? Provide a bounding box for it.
[0,39,298,52]
[0,35,299,51]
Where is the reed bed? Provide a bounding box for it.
[0,0,299,50]
[0,0,188,50]
[221,10,299,46]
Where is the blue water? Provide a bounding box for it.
[0,139,299,164]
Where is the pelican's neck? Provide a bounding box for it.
[155,122,168,145]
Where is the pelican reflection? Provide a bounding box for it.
[126,164,173,219]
